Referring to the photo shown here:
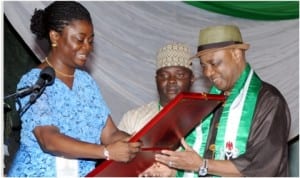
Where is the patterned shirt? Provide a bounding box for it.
[8,68,110,177]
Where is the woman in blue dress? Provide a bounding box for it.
[7,1,142,177]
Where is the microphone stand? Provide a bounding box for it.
[4,86,33,117]
[4,86,34,100]
[18,85,46,117]
[4,67,55,116]
[4,84,47,117]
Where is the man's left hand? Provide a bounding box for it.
[154,138,202,172]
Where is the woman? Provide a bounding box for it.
[8,1,141,177]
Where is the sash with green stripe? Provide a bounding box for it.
[177,64,262,177]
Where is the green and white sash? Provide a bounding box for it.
[177,64,262,177]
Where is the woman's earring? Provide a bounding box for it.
[51,43,57,47]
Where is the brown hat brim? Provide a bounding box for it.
[197,43,250,57]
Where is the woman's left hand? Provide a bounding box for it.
[154,138,202,172]
[139,162,176,177]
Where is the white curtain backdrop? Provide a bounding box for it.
[4,1,299,140]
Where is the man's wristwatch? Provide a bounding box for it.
[198,159,208,176]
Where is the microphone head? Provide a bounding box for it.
[40,66,55,85]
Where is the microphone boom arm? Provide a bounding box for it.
[18,85,47,117]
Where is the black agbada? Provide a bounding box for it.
[204,82,291,176]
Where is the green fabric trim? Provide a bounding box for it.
[184,1,299,20]
[211,64,261,159]
[235,72,261,154]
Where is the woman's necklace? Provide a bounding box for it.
[45,57,74,78]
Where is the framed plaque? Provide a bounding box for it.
[86,92,225,177]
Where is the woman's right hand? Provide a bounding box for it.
[105,139,142,162]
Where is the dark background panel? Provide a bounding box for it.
[3,15,40,174]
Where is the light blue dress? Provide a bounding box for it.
[8,68,110,177]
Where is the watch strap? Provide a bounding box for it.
[198,159,208,176]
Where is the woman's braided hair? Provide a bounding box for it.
[30,1,92,41]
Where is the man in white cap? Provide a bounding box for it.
[142,25,291,177]
[118,42,195,134]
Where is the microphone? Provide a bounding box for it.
[4,67,55,100]
[14,67,55,98]
[8,67,55,117]
[29,66,55,103]
[32,66,55,92]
